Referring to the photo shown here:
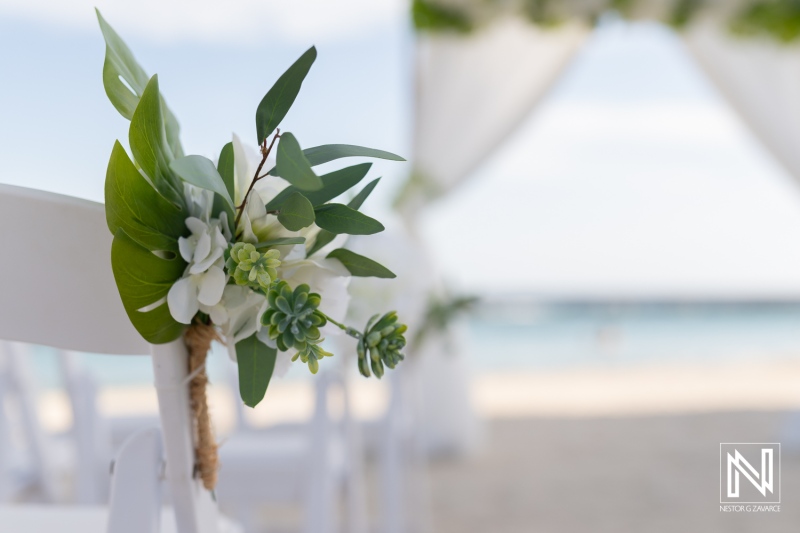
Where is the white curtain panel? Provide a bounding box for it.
[685,21,800,184]
[408,17,588,214]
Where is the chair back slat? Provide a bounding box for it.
[0,184,147,355]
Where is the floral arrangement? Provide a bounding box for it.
[97,11,408,414]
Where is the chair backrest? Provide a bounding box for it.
[0,185,219,533]
[0,184,147,355]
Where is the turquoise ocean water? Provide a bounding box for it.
[24,303,800,389]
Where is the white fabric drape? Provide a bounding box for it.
[403,17,588,214]
[684,21,800,185]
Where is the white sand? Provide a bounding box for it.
[38,358,800,432]
[33,359,800,532]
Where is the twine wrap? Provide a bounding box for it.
[184,323,220,491]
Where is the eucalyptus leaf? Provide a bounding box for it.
[105,141,186,253]
[170,155,235,214]
[306,230,336,258]
[266,163,371,210]
[306,178,381,257]
[277,192,315,231]
[111,228,187,344]
[96,10,183,157]
[268,144,404,178]
[236,334,277,408]
[275,133,323,191]
[314,204,384,235]
[327,248,396,278]
[348,177,381,210]
[129,75,183,205]
[254,237,306,249]
[255,46,317,144]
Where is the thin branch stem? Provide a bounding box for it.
[321,312,361,339]
[234,130,281,228]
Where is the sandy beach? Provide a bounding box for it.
[34,358,800,531]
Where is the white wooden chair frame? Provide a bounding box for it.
[0,184,224,533]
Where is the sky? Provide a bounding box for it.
[3,3,800,299]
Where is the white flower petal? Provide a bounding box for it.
[178,236,195,263]
[197,266,226,306]
[193,232,211,263]
[168,276,200,324]
[185,216,207,235]
[190,246,223,274]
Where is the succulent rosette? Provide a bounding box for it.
[97,11,409,407]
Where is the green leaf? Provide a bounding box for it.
[314,204,384,235]
[266,163,371,210]
[306,178,381,257]
[96,10,183,157]
[277,192,315,231]
[236,334,277,408]
[170,155,235,214]
[255,46,317,144]
[348,177,381,210]
[111,228,187,344]
[105,141,186,253]
[306,230,336,257]
[268,145,403,179]
[129,75,183,205]
[217,142,235,200]
[214,142,236,232]
[327,248,396,278]
[254,237,306,249]
[275,133,323,191]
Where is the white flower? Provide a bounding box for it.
[168,215,230,324]
[232,133,305,245]
[202,285,268,347]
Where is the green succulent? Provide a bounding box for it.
[261,280,330,373]
[226,242,281,291]
[356,311,407,378]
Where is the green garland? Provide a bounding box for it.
[412,0,800,43]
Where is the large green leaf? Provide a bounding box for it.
[277,192,315,231]
[255,46,317,144]
[129,75,183,205]
[327,248,396,278]
[266,163,371,210]
[111,228,187,344]
[306,178,381,257]
[170,155,235,215]
[275,133,323,191]
[96,10,183,157]
[105,141,186,253]
[236,334,277,408]
[314,204,384,235]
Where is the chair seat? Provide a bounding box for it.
[0,505,242,533]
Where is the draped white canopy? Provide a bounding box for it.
[402,15,800,216]
[400,10,800,455]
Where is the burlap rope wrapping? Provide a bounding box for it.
[184,323,220,491]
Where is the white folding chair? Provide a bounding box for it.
[0,184,236,533]
[217,363,367,533]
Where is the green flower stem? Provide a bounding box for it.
[320,312,362,339]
